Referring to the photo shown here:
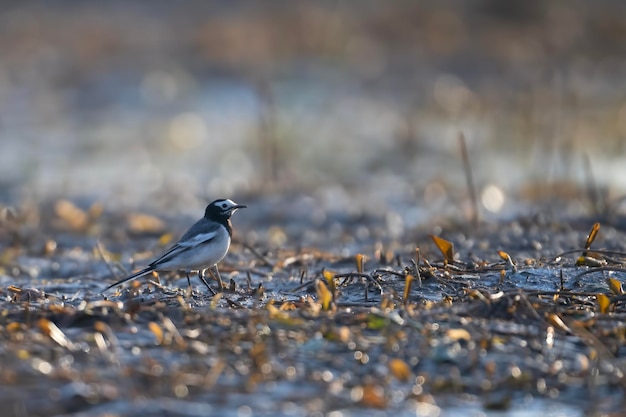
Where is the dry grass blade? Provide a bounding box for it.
[459,131,479,228]
[242,241,275,268]
[315,279,334,311]
[596,293,611,314]
[430,235,455,264]
[584,223,601,252]
[606,277,623,295]
[334,272,384,296]
[355,253,365,274]
[148,322,164,345]
[497,250,517,273]
[566,318,626,390]
[403,275,413,306]
[38,318,76,350]
[162,316,186,348]
[96,239,124,281]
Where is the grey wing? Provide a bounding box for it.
[149,219,221,268]
[178,217,221,242]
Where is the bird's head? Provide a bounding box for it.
[205,199,247,220]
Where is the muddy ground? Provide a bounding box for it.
[2,195,626,417]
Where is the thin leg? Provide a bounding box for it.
[184,271,195,297]
[208,265,224,291]
[198,268,217,295]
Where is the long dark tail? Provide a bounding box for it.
[103,267,154,292]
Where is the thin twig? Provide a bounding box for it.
[95,239,123,279]
[583,153,604,216]
[459,132,479,228]
[335,272,384,295]
[241,242,275,268]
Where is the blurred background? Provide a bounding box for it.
[2,0,626,227]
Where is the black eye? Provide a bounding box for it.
[222,203,228,208]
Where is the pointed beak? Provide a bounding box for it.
[233,204,247,210]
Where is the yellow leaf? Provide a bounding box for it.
[606,277,623,295]
[596,294,611,314]
[279,301,297,311]
[322,269,337,293]
[546,314,570,332]
[158,233,174,246]
[360,384,387,408]
[210,292,223,309]
[127,213,166,234]
[584,223,600,251]
[403,275,413,305]
[268,303,286,319]
[388,358,411,382]
[380,295,394,310]
[497,250,517,272]
[315,279,333,311]
[430,235,455,263]
[38,318,73,349]
[148,322,164,345]
[596,293,611,314]
[356,254,366,273]
[267,302,304,325]
[54,199,88,231]
[6,322,23,332]
[446,328,471,342]
[94,321,109,334]
[576,255,607,267]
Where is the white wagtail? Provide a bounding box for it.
[104,199,246,294]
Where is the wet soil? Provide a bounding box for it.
[2,197,626,416]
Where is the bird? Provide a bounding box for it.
[104,198,246,294]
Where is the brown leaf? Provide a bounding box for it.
[584,222,600,251]
[606,277,623,295]
[127,213,166,234]
[596,293,611,314]
[360,384,387,408]
[148,322,164,345]
[403,274,413,305]
[355,253,366,273]
[315,279,334,311]
[54,199,88,231]
[430,235,455,263]
[446,328,471,342]
[38,318,74,349]
[388,359,411,382]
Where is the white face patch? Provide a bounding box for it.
[216,199,237,211]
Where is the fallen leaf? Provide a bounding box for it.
[356,253,366,273]
[127,213,166,234]
[360,384,387,408]
[596,293,611,314]
[148,322,164,345]
[388,358,411,382]
[584,222,600,251]
[38,318,74,350]
[430,235,455,263]
[606,277,623,295]
[315,279,334,311]
[403,275,413,305]
[446,328,471,342]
